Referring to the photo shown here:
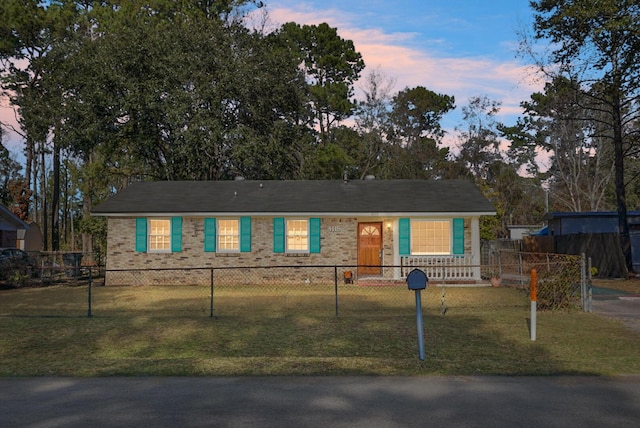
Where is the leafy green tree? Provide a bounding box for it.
[0,0,85,249]
[518,77,615,212]
[348,68,395,179]
[453,96,547,238]
[46,0,296,181]
[278,22,365,144]
[228,26,312,179]
[383,86,455,179]
[301,132,354,179]
[0,0,57,225]
[15,0,270,251]
[0,142,22,205]
[498,122,541,178]
[454,96,503,181]
[529,0,640,271]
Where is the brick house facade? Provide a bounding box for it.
[93,180,494,285]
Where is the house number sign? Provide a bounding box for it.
[328,226,342,232]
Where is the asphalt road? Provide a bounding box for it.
[2,376,640,428]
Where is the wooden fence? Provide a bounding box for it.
[523,233,627,278]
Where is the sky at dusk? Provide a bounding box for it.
[260,0,543,130]
[2,0,547,164]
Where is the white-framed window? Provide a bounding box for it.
[149,219,171,252]
[217,219,239,252]
[410,220,451,255]
[286,219,309,252]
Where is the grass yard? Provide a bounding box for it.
[1,283,639,376]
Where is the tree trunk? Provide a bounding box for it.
[40,144,48,251]
[612,91,631,275]
[25,137,34,219]
[81,191,93,263]
[81,152,94,264]
[52,142,60,251]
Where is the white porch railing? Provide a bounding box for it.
[400,255,478,281]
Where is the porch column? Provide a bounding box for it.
[392,219,400,279]
[471,217,481,280]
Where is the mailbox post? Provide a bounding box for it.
[406,268,428,361]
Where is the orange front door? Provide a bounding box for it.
[358,222,382,276]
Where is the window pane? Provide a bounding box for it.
[287,220,308,251]
[218,219,239,251]
[149,219,171,251]
[410,221,450,255]
[360,226,380,236]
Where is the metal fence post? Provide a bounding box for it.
[518,252,524,288]
[587,257,593,312]
[546,253,550,271]
[210,268,214,318]
[87,267,92,318]
[581,253,587,312]
[334,266,339,317]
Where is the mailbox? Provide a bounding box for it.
[406,268,428,290]
[406,268,428,361]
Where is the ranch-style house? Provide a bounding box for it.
[92,179,496,285]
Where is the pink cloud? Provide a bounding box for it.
[3,3,547,169]
[262,4,544,124]
[260,2,550,171]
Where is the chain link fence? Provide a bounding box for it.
[0,251,102,289]
[1,253,590,317]
[489,251,590,311]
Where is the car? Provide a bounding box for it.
[0,247,35,277]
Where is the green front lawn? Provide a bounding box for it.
[1,284,638,376]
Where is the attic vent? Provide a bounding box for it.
[234,176,245,181]
[364,175,375,180]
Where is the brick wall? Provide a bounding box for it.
[106,217,363,285]
[104,216,471,285]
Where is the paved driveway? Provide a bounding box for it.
[591,287,640,334]
[1,376,640,428]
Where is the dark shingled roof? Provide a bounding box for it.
[91,179,495,216]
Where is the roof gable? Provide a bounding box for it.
[0,205,29,229]
[92,179,496,216]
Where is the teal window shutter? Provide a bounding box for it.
[309,218,321,253]
[240,217,252,252]
[204,218,216,252]
[273,218,285,253]
[135,218,147,252]
[453,218,464,254]
[399,218,410,255]
[171,217,183,252]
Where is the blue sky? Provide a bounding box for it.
[2,0,545,163]
[261,0,543,144]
